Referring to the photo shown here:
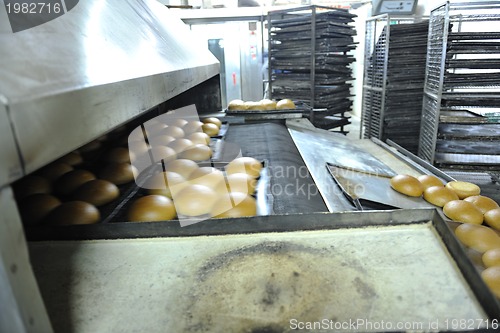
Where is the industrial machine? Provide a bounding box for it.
[1,1,500,332]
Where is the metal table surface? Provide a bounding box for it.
[286,119,425,212]
[28,209,493,333]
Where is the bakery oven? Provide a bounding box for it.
[2,1,500,332]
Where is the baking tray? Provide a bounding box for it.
[270,10,356,28]
[225,108,309,117]
[28,209,500,332]
[326,163,436,211]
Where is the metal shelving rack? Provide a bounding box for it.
[419,1,500,171]
[361,14,428,154]
[267,5,357,133]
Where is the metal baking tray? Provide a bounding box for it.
[225,108,307,116]
[326,163,436,211]
[28,209,500,332]
[26,155,272,230]
[270,10,356,28]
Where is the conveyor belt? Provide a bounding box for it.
[223,123,328,214]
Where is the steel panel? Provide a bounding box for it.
[28,210,495,332]
[0,186,53,333]
[0,103,23,187]
[0,0,219,178]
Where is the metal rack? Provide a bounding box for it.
[419,1,500,171]
[267,5,357,132]
[361,15,428,154]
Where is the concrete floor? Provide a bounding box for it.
[346,114,361,139]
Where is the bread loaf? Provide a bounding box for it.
[390,175,423,197]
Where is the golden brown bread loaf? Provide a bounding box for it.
[455,223,500,253]
[202,123,220,137]
[127,140,149,163]
[423,185,459,207]
[45,201,100,225]
[481,266,500,298]
[226,157,262,179]
[260,99,277,110]
[14,175,52,199]
[180,144,212,161]
[148,134,176,147]
[464,195,499,214]
[72,179,120,207]
[38,162,74,182]
[57,151,83,166]
[173,184,218,216]
[390,174,423,197]
[276,99,296,110]
[167,118,188,128]
[149,146,177,163]
[216,173,257,196]
[145,122,167,135]
[105,147,132,164]
[99,163,135,185]
[182,121,203,135]
[243,101,262,111]
[146,171,188,199]
[417,174,443,189]
[187,132,211,145]
[164,159,199,179]
[202,117,222,128]
[443,200,484,224]
[227,99,246,110]
[445,181,481,199]
[485,208,500,231]
[167,138,194,154]
[211,192,257,218]
[54,170,96,197]
[482,248,500,268]
[19,193,61,226]
[188,167,224,188]
[162,125,185,139]
[127,195,176,222]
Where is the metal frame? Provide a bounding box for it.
[267,5,354,125]
[418,1,500,167]
[361,14,390,140]
[419,1,450,163]
[267,5,331,120]
[361,14,426,146]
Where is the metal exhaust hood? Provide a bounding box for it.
[0,0,220,186]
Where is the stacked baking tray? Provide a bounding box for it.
[268,6,357,132]
[383,21,429,154]
[419,1,500,171]
[361,15,428,154]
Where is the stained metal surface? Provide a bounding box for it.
[327,164,435,210]
[0,0,219,180]
[0,186,53,333]
[0,104,23,186]
[28,210,492,333]
[286,119,419,212]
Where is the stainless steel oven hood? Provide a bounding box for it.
[0,0,220,186]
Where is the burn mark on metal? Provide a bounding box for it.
[197,241,329,282]
[353,276,377,299]
[250,325,283,333]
